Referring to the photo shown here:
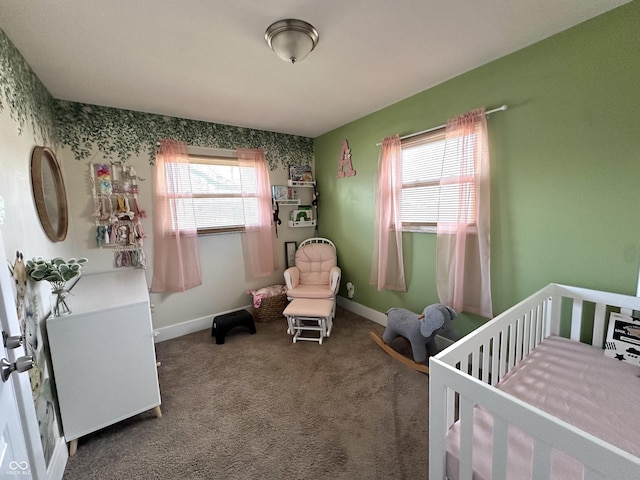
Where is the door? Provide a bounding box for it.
[0,227,35,479]
[0,363,31,478]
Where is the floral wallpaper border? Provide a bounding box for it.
[55,101,313,169]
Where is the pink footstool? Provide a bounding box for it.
[283,298,334,345]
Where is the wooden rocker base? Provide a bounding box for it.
[369,331,430,374]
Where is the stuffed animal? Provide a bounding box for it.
[8,251,27,335]
[383,304,456,363]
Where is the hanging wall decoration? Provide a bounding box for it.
[90,163,147,268]
[336,139,356,178]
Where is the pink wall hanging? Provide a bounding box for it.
[336,139,356,178]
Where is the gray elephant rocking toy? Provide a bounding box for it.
[370,304,456,374]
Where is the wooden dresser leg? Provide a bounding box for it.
[69,439,78,456]
[153,405,162,418]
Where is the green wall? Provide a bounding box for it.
[314,2,640,338]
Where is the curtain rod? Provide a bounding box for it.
[376,104,507,146]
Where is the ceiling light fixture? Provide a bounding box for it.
[265,19,319,64]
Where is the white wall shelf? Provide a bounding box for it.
[273,173,318,229]
[288,219,317,228]
[287,180,316,187]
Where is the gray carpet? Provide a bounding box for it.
[62,307,429,479]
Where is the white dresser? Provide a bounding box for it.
[46,269,161,455]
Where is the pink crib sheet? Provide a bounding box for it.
[445,336,640,479]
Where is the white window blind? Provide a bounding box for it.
[181,154,259,233]
[400,129,477,231]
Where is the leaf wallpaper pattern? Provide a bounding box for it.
[0,29,56,144]
[55,101,314,169]
[0,28,313,169]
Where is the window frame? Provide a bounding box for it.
[187,149,257,235]
[399,128,477,233]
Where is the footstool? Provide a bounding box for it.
[211,310,256,344]
[283,298,334,345]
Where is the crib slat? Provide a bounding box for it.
[448,383,457,429]
[534,304,544,346]
[481,341,490,383]
[529,308,536,352]
[516,316,524,362]
[508,323,516,371]
[446,387,456,427]
[459,396,475,480]
[522,313,531,356]
[491,335,500,386]
[549,294,562,336]
[531,439,552,480]
[570,299,583,341]
[470,350,479,379]
[542,298,550,339]
[499,329,508,381]
[592,302,607,347]
[492,416,509,479]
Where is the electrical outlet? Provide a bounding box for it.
[346,282,355,299]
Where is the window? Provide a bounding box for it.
[400,128,477,232]
[185,152,259,234]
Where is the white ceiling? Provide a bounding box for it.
[0,0,629,138]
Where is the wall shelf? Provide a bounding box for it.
[273,174,318,230]
[288,219,317,228]
[287,180,316,188]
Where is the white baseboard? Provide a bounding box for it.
[337,295,388,326]
[154,298,455,350]
[153,305,253,343]
[336,296,454,350]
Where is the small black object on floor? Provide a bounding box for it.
[211,310,256,344]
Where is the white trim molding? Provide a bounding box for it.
[153,305,254,343]
[154,298,455,351]
[336,296,454,350]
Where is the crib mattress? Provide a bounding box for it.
[445,335,640,479]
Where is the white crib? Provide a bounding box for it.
[429,283,640,480]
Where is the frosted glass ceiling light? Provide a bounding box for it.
[265,19,319,64]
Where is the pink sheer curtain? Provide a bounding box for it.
[436,108,493,317]
[150,139,202,292]
[370,135,407,291]
[238,148,278,279]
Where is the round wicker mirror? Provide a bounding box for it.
[31,146,68,242]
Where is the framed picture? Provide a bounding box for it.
[285,241,297,268]
[604,312,640,366]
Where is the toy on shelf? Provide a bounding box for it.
[289,205,316,227]
[272,171,318,229]
[288,165,314,186]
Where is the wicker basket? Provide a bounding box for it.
[253,293,288,322]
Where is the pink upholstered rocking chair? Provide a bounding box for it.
[283,238,341,318]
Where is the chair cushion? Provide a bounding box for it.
[284,299,334,318]
[287,284,335,299]
[295,243,337,285]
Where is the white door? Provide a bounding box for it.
[0,364,31,478]
[0,228,33,479]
